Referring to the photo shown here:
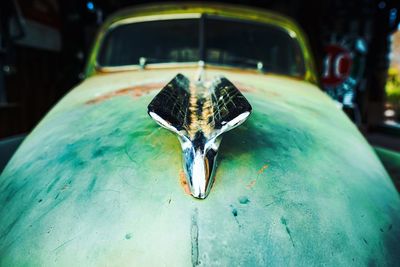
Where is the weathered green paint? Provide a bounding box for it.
[1,67,399,266]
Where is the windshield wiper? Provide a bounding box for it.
[138,56,199,69]
[138,55,264,72]
[139,57,163,68]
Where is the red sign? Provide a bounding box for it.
[322,45,353,87]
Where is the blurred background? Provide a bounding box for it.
[1,0,400,183]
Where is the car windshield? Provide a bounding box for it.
[98,16,305,77]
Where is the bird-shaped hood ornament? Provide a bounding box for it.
[148,73,252,199]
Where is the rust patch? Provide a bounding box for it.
[246,179,257,189]
[245,164,268,189]
[258,164,269,174]
[179,169,191,195]
[263,90,281,97]
[232,81,257,93]
[86,82,165,104]
[233,81,281,97]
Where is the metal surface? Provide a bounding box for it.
[1,3,399,266]
[0,67,399,266]
[148,73,251,198]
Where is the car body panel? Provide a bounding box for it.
[1,67,399,266]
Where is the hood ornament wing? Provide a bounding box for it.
[148,74,252,199]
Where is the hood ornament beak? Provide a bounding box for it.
[148,74,252,199]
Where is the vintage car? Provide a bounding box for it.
[1,3,399,266]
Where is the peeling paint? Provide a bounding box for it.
[191,208,199,267]
[85,82,164,104]
[257,164,269,174]
[179,169,191,195]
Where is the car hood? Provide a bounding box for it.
[1,67,399,266]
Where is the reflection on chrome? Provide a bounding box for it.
[148,73,252,198]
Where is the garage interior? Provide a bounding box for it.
[1,0,400,190]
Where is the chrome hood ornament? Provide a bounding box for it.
[148,74,252,199]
